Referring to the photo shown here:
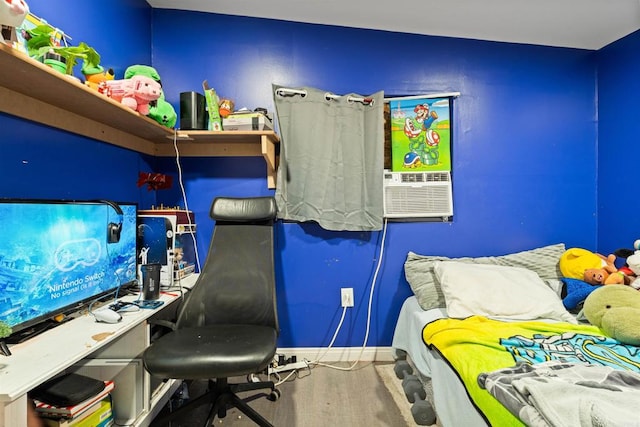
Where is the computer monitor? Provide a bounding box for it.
[0,199,137,342]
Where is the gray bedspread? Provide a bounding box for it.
[478,360,640,427]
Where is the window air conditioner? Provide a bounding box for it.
[383,170,453,220]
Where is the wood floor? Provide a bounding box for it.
[151,362,409,427]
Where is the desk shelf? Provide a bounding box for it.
[0,44,280,188]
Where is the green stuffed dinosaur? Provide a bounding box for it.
[124,65,177,128]
[583,284,640,345]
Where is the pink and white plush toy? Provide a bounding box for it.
[0,0,29,43]
[98,75,162,115]
[623,239,640,290]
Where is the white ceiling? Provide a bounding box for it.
[147,0,640,50]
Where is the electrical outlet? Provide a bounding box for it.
[341,287,354,307]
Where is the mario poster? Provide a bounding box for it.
[388,96,451,172]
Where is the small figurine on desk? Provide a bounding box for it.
[139,246,149,265]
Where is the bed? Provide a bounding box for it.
[391,244,640,427]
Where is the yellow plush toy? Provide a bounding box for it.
[559,248,625,285]
[83,65,115,91]
[583,285,640,346]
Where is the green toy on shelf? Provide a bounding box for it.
[25,24,100,76]
[203,80,222,131]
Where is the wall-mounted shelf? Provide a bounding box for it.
[0,43,280,188]
[163,130,278,188]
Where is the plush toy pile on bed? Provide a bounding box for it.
[557,244,640,345]
[558,245,640,312]
[559,247,627,285]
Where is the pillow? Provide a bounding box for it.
[403,243,566,311]
[433,261,576,323]
[544,279,564,297]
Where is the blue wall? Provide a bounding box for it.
[151,10,598,347]
[596,31,640,255]
[3,1,616,349]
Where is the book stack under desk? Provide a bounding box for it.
[35,380,114,427]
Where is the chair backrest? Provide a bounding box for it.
[175,197,279,333]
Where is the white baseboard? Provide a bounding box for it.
[275,346,394,363]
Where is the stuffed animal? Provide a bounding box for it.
[98,75,162,115]
[123,65,177,128]
[560,277,601,311]
[0,0,29,43]
[82,64,115,91]
[613,239,640,290]
[559,247,626,285]
[627,256,640,289]
[583,284,640,346]
[148,89,177,128]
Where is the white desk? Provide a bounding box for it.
[0,274,198,427]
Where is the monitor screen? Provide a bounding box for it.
[0,199,137,339]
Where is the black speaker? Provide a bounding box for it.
[180,91,207,130]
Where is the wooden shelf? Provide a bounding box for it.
[163,130,279,188]
[0,43,280,188]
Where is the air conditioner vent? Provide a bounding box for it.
[425,172,450,182]
[383,171,453,220]
[401,173,424,183]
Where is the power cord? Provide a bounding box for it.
[87,286,123,319]
[272,217,388,378]
[172,129,202,301]
[270,366,311,387]
[311,217,389,371]
[311,306,348,365]
[88,232,129,319]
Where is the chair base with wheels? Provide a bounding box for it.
[152,377,280,427]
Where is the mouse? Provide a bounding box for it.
[93,308,122,324]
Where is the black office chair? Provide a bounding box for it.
[143,196,280,427]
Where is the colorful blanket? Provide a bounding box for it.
[478,360,640,427]
[422,316,640,426]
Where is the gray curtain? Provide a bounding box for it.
[273,85,384,231]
